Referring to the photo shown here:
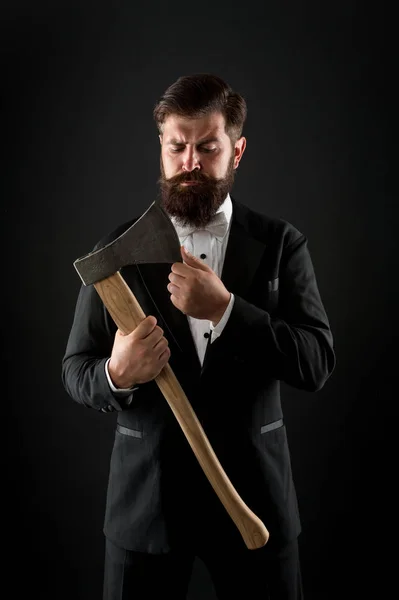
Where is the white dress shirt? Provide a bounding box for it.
[105,194,235,395]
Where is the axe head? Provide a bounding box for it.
[74,201,182,286]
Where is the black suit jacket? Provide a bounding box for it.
[61,197,336,554]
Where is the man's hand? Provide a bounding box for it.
[167,246,231,324]
[108,316,170,389]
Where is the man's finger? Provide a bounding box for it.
[132,316,157,339]
[168,272,185,285]
[167,283,181,297]
[170,294,182,312]
[180,245,212,271]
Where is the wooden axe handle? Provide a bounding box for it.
[94,271,269,550]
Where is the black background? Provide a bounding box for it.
[2,2,395,599]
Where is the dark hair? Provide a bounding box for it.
[153,73,247,141]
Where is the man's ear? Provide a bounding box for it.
[159,134,163,145]
[234,136,246,169]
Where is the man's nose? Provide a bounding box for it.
[182,148,200,172]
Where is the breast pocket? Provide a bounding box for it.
[265,277,279,313]
[250,275,280,314]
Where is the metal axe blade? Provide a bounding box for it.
[74,201,182,286]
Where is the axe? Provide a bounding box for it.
[73,200,269,550]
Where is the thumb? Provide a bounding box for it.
[181,246,211,271]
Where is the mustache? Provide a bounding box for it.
[163,171,216,186]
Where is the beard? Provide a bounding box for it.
[157,154,236,228]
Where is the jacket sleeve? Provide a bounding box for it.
[211,233,336,392]
[61,280,135,412]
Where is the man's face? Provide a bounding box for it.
[158,112,246,227]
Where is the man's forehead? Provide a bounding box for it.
[162,112,227,141]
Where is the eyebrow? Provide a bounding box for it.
[167,136,220,145]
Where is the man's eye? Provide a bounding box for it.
[200,147,216,153]
[170,147,184,153]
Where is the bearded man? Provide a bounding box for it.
[62,73,336,600]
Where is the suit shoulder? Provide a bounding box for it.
[92,216,140,251]
[232,198,305,247]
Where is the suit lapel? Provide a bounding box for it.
[220,198,266,298]
[201,198,266,368]
[133,197,266,373]
[133,263,202,372]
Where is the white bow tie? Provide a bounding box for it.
[174,212,229,241]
